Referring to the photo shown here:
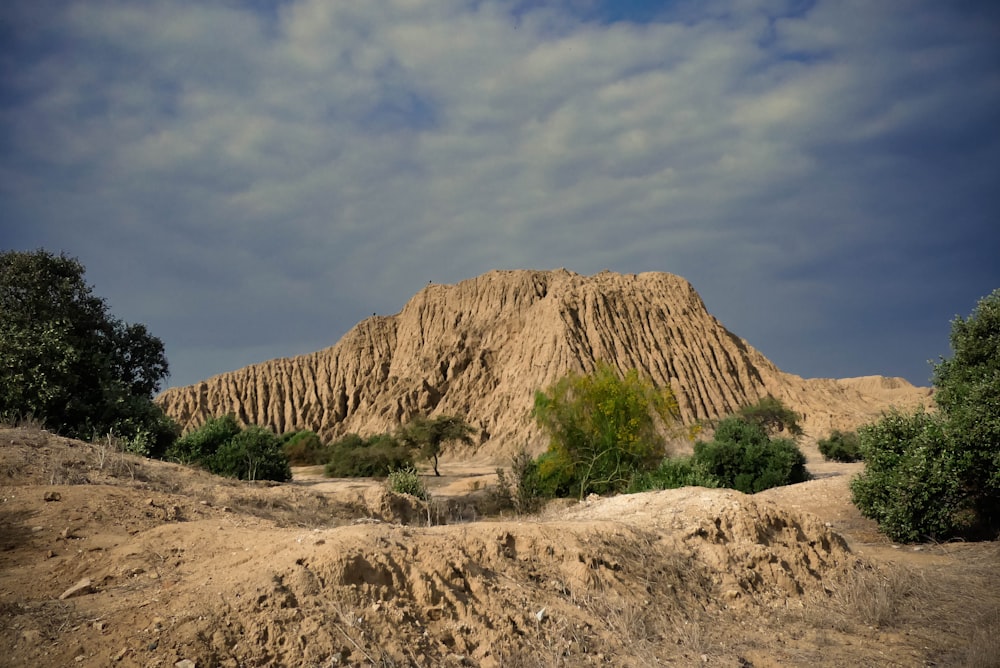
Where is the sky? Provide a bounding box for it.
[1,0,998,391]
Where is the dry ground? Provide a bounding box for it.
[1,425,998,667]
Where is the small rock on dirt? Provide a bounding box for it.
[43,491,61,502]
[58,577,93,600]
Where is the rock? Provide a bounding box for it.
[58,577,93,600]
[175,660,196,668]
[157,269,932,457]
[43,491,61,502]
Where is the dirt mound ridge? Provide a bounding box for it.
[157,269,931,457]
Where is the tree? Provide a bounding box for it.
[532,363,681,498]
[0,250,174,446]
[213,426,291,482]
[852,288,1000,541]
[400,414,475,476]
[736,395,803,437]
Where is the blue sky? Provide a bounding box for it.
[1,0,997,390]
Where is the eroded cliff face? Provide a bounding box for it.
[157,269,931,458]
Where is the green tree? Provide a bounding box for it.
[324,432,415,478]
[852,288,1000,541]
[818,429,863,462]
[281,430,327,466]
[736,395,803,437]
[532,363,681,498]
[166,414,242,465]
[0,250,174,446]
[399,414,475,476]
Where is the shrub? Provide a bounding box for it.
[398,415,474,476]
[692,417,809,494]
[852,288,1000,542]
[627,456,719,493]
[494,449,547,514]
[324,433,415,477]
[850,410,968,542]
[212,426,291,482]
[166,414,242,465]
[281,430,327,466]
[532,363,681,498]
[818,429,863,462]
[386,466,428,500]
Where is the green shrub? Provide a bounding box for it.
[693,417,809,494]
[627,456,719,492]
[532,363,681,498]
[850,410,965,542]
[852,288,1000,542]
[818,429,863,462]
[212,426,291,482]
[494,449,547,514]
[281,430,327,466]
[386,466,428,500]
[324,433,415,477]
[166,414,242,465]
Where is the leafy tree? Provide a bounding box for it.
[0,249,173,444]
[167,414,242,465]
[736,395,803,437]
[532,363,681,498]
[852,288,1000,541]
[818,429,863,462]
[399,414,475,476]
[692,417,809,494]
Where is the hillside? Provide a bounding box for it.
[157,269,931,455]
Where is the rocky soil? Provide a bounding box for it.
[157,270,931,458]
[2,425,998,667]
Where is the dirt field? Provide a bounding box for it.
[1,426,998,667]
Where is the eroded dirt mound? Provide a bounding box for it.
[157,269,931,459]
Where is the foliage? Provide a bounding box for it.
[386,466,429,500]
[0,249,174,444]
[736,395,803,437]
[398,414,475,476]
[532,363,681,498]
[626,456,720,493]
[324,433,415,478]
[692,417,809,494]
[281,430,327,466]
[852,289,1000,542]
[494,449,547,514]
[166,414,242,465]
[850,410,965,542]
[212,425,291,482]
[818,429,863,463]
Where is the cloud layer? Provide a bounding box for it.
[2,0,998,388]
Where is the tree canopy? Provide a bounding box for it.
[399,414,475,476]
[0,250,174,451]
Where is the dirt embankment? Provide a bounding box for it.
[2,426,997,667]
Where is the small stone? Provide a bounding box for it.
[112,648,128,662]
[46,550,56,559]
[93,620,106,632]
[147,640,158,651]
[145,498,155,506]
[534,607,547,623]
[58,578,93,600]
[175,660,196,668]
[44,491,61,502]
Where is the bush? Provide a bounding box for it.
[386,466,428,500]
[398,415,474,476]
[736,395,803,437]
[850,410,964,542]
[692,417,810,494]
[324,433,415,477]
[818,429,863,462]
[532,363,681,498]
[166,414,242,465]
[627,456,719,493]
[213,426,291,482]
[281,430,327,466]
[494,449,547,514]
[852,288,1000,542]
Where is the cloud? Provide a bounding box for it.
[1,0,997,388]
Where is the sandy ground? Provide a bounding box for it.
[1,427,998,667]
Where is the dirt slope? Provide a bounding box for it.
[157,270,930,458]
[3,427,997,667]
